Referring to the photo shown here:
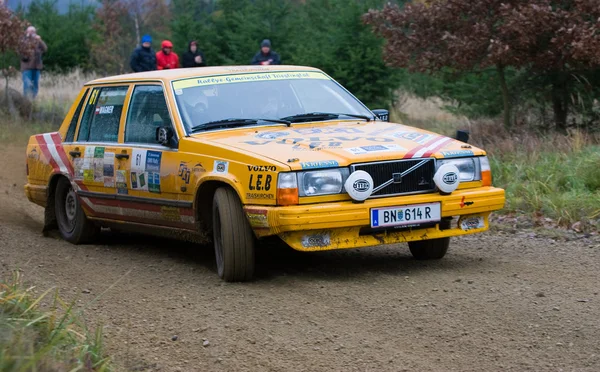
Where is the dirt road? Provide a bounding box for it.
[1,146,599,371]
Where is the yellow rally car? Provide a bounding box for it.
[25,66,505,281]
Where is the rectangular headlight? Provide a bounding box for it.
[437,157,481,182]
[298,168,350,196]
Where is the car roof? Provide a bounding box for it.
[86,65,324,85]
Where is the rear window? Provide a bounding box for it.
[77,86,128,142]
[65,88,88,142]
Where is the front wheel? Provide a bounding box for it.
[54,177,97,244]
[408,237,449,260]
[212,187,255,282]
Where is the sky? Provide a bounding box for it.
[5,0,98,13]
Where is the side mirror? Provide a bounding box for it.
[156,126,174,146]
[455,130,470,143]
[371,109,389,122]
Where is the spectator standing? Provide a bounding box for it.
[251,39,281,65]
[130,34,157,73]
[182,41,206,68]
[19,26,47,99]
[156,40,179,70]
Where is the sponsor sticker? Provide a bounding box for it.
[146,151,162,172]
[148,172,161,193]
[132,149,147,173]
[83,169,94,182]
[161,206,181,221]
[214,160,229,173]
[172,71,329,90]
[246,209,269,228]
[441,150,475,158]
[345,144,405,155]
[73,158,84,180]
[246,193,274,200]
[103,152,115,173]
[353,179,370,192]
[93,158,104,182]
[459,216,485,231]
[301,232,331,248]
[300,160,339,169]
[97,105,114,115]
[94,147,105,158]
[443,172,458,185]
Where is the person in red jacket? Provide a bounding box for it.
[156,40,179,70]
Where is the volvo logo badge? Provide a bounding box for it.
[353,179,370,192]
[392,173,402,184]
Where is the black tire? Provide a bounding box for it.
[408,237,450,260]
[212,187,255,282]
[54,177,97,244]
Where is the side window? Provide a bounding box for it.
[65,88,88,142]
[77,86,128,142]
[125,85,173,144]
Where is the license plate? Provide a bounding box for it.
[371,203,441,228]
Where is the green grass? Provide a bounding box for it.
[0,272,112,371]
[491,143,600,228]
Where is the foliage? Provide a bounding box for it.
[171,0,399,108]
[91,0,135,74]
[0,271,112,371]
[19,0,97,71]
[364,0,600,131]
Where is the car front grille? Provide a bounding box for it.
[351,158,436,198]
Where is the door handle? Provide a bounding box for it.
[69,151,81,158]
[115,154,130,160]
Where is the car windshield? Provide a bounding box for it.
[171,71,373,133]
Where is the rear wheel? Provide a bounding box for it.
[212,187,255,282]
[54,177,97,244]
[408,237,450,260]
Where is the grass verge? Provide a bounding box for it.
[0,271,112,371]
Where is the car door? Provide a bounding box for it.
[70,85,130,219]
[121,84,195,229]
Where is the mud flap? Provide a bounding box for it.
[42,204,57,236]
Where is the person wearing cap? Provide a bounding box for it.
[251,39,281,65]
[130,34,157,73]
[182,41,207,68]
[156,40,179,70]
[19,26,47,99]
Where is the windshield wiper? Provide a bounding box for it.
[191,118,291,132]
[280,112,372,123]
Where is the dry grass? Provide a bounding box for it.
[8,69,100,106]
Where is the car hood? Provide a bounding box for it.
[193,120,485,170]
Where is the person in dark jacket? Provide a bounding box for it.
[251,39,281,65]
[19,26,47,99]
[130,35,157,73]
[182,41,206,68]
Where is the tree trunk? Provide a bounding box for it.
[551,73,569,133]
[496,64,512,130]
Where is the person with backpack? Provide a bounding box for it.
[182,41,207,68]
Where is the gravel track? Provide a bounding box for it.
[1,146,599,371]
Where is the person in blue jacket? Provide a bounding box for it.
[130,35,157,72]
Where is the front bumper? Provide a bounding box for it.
[244,187,505,251]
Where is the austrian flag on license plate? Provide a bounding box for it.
[371,203,441,228]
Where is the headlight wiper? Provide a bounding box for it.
[280,112,372,123]
[191,118,291,132]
